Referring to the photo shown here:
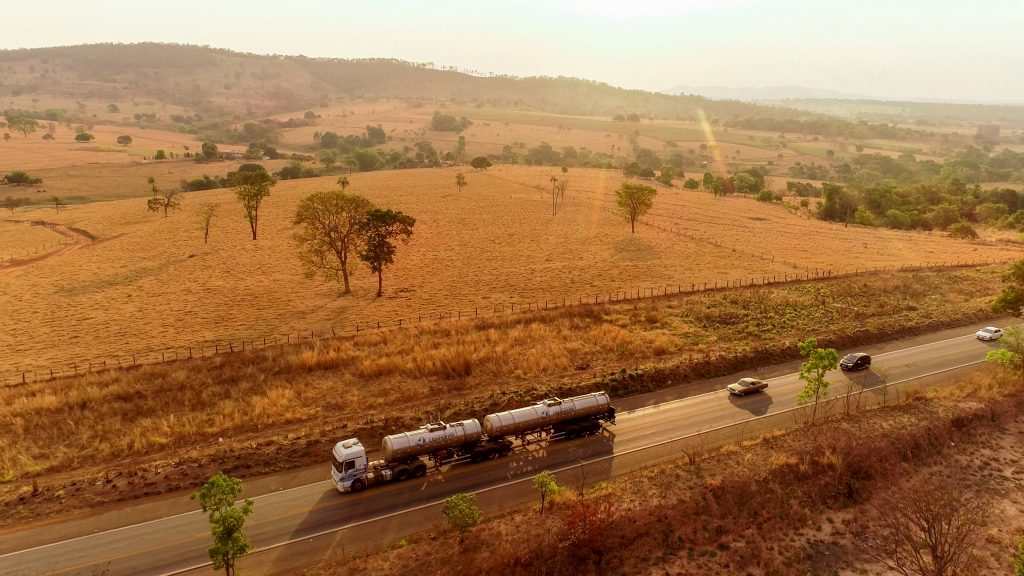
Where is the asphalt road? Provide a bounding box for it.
[0,326,1006,576]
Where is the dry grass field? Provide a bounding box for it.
[0,220,69,258]
[1,165,1020,376]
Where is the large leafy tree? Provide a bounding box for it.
[796,338,838,423]
[293,190,375,294]
[358,208,416,297]
[232,171,275,240]
[615,182,657,233]
[8,117,38,138]
[191,472,254,576]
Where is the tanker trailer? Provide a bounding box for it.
[332,418,512,492]
[483,391,616,440]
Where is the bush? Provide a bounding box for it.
[74,132,95,142]
[947,220,979,240]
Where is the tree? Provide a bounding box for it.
[3,196,25,214]
[198,203,218,244]
[154,149,167,160]
[795,338,838,423]
[337,176,350,192]
[107,103,120,113]
[317,150,337,170]
[202,141,219,160]
[992,259,1024,316]
[8,117,38,138]
[148,189,182,218]
[294,191,374,294]
[116,135,133,146]
[615,182,657,233]
[683,178,700,190]
[560,496,617,570]
[2,171,43,186]
[74,132,95,142]
[861,477,988,576]
[442,493,481,542]
[470,156,492,170]
[532,471,559,514]
[232,171,276,240]
[946,221,978,240]
[191,472,254,576]
[455,172,467,192]
[3,133,10,142]
[702,171,714,190]
[51,196,66,212]
[358,208,416,297]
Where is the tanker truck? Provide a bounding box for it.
[331,391,616,493]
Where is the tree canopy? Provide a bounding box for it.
[615,182,657,233]
[293,190,375,294]
[358,208,416,297]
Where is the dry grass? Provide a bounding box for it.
[313,369,1024,576]
[0,266,1006,523]
[0,220,68,257]
[1,165,1018,376]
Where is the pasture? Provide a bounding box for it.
[1,164,1020,376]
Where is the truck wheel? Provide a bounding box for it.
[411,462,427,477]
[394,466,411,481]
[350,479,365,493]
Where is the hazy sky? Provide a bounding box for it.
[3,0,1022,102]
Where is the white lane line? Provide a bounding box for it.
[3,331,998,569]
[164,357,990,575]
[0,479,335,560]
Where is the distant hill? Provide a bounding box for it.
[663,84,870,101]
[0,43,823,122]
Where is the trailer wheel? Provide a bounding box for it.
[411,462,427,477]
[350,479,365,493]
[470,452,484,464]
[394,466,411,481]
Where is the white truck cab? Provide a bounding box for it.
[331,438,370,492]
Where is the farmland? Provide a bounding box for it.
[2,165,1020,378]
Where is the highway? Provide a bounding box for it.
[0,323,1006,576]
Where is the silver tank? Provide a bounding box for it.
[483,391,611,438]
[381,419,483,463]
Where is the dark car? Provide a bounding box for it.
[840,352,871,371]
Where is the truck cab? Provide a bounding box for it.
[331,438,369,492]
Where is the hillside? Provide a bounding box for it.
[0,43,820,121]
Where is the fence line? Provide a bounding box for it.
[0,220,75,264]
[0,259,1011,387]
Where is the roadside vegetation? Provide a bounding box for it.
[0,266,1005,523]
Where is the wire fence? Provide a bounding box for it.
[1,258,1011,387]
[0,220,76,264]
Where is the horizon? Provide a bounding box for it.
[2,0,1022,104]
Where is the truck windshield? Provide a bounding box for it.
[332,455,345,473]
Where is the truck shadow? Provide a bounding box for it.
[265,432,617,574]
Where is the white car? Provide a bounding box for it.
[976,327,1003,341]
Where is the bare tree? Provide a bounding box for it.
[455,172,467,192]
[861,476,989,576]
[549,176,569,215]
[51,196,66,212]
[198,203,218,244]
